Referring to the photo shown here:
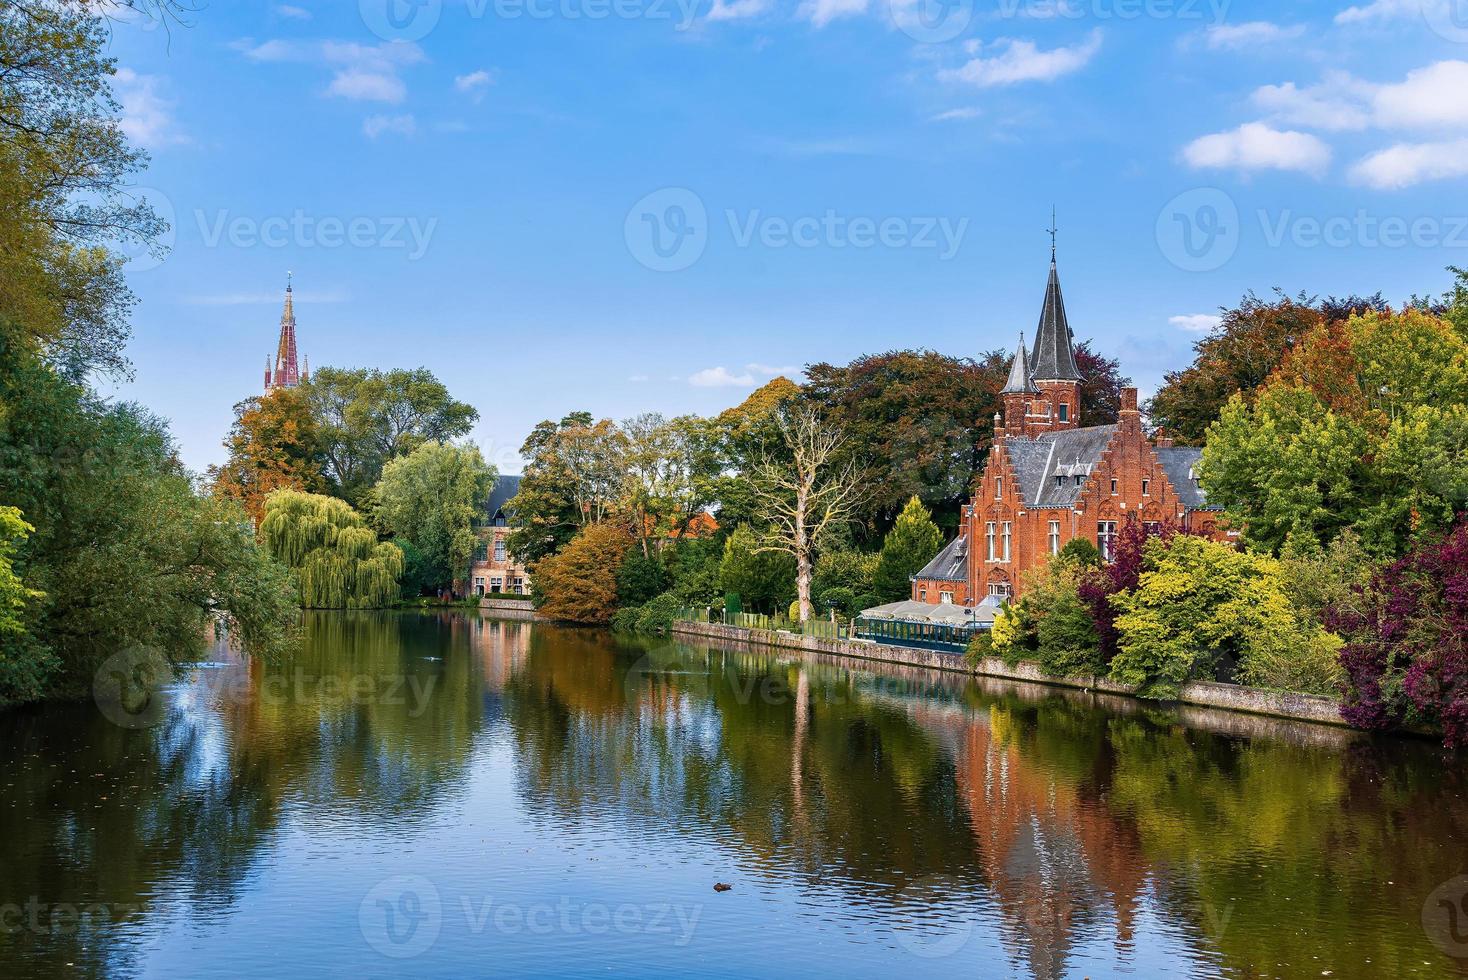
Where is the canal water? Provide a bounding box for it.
[1,612,1465,979]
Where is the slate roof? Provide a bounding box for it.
[1004,425,1118,509]
[915,534,968,582]
[1155,447,1213,510]
[1030,260,1083,381]
[1001,333,1040,394]
[485,474,522,520]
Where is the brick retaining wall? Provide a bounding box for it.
[670,620,1346,728]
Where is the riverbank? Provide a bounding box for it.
[670,619,1347,728]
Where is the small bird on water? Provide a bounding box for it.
[713,882,732,892]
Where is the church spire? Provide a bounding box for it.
[1030,244,1082,382]
[266,273,301,393]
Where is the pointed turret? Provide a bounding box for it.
[266,274,301,393]
[1030,258,1082,382]
[1001,332,1039,394]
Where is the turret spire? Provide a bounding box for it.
[1002,332,1038,394]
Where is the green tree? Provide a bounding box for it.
[1109,535,1340,698]
[1147,292,1325,445]
[374,441,495,591]
[260,490,404,609]
[617,548,671,606]
[0,0,171,381]
[0,507,42,638]
[507,412,624,565]
[718,525,795,614]
[873,496,944,601]
[1201,309,1468,556]
[0,351,299,701]
[531,522,630,624]
[302,366,478,504]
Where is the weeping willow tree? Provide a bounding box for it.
[260,490,404,609]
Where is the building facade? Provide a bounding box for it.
[913,253,1225,606]
[265,275,309,393]
[469,476,532,597]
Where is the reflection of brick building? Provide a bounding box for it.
[469,476,531,597]
[914,252,1225,606]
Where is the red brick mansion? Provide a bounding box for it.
[912,254,1225,606]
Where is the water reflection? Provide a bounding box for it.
[0,613,1464,979]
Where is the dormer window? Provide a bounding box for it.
[1074,475,1083,486]
[1055,476,1065,488]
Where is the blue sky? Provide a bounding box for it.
[104,0,1468,473]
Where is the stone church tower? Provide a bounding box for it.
[264,275,308,393]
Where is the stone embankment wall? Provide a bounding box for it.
[670,620,1345,728]
[479,598,538,618]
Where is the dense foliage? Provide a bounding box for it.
[1202,309,1468,557]
[0,351,300,702]
[209,388,326,525]
[1332,519,1468,748]
[873,496,944,601]
[375,441,495,592]
[718,525,797,614]
[260,491,404,609]
[531,522,630,624]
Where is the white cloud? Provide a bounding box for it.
[1169,314,1221,333]
[237,38,424,105]
[1182,122,1332,176]
[112,68,186,147]
[363,113,417,138]
[940,30,1102,88]
[1203,21,1306,50]
[689,366,756,387]
[1336,0,1437,24]
[275,4,311,18]
[1251,75,1372,132]
[1350,138,1468,188]
[455,69,495,101]
[708,0,770,20]
[800,0,868,27]
[930,107,982,121]
[1372,61,1468,130]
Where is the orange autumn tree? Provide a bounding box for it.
[531,522,632,624]
[210,388,327,525]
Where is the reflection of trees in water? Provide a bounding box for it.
[0,612,491,980]
[503,631,1468,980]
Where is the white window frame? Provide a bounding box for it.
[1098,521,1118,562]
[1049,521,1060,555]
[1001,522,1012,562]
[986,522,996,562]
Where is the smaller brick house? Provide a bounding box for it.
[912,252,1226,607]
[469,476,532,597]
